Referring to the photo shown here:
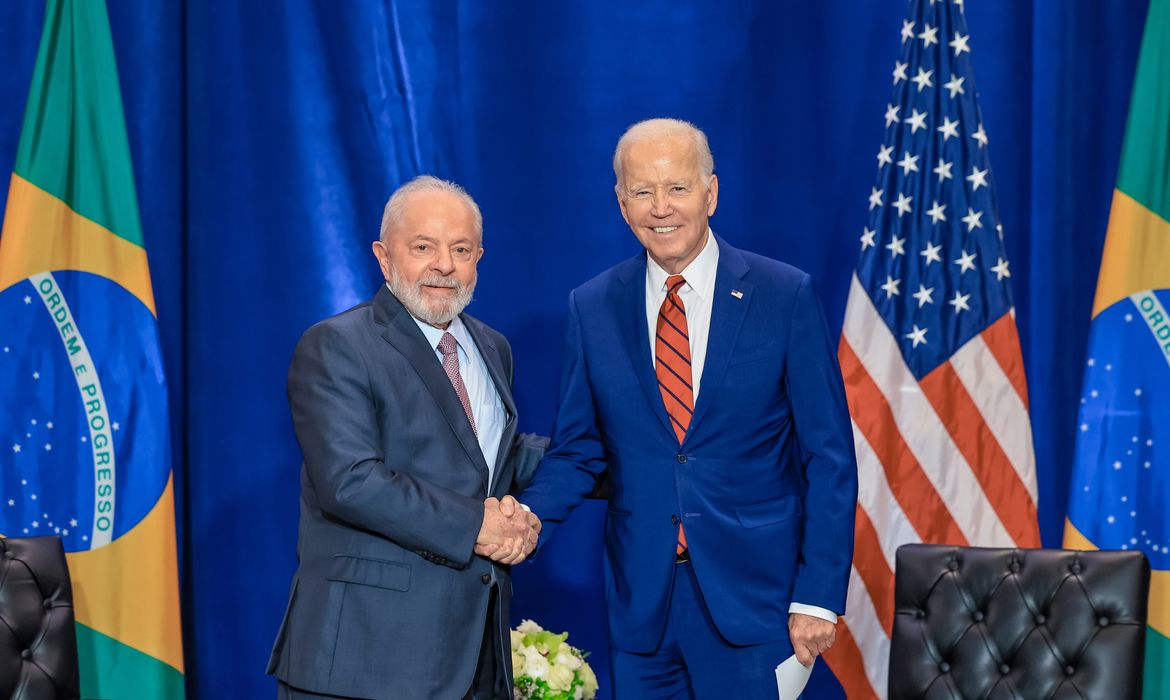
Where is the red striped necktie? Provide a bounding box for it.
[656,274,692,557]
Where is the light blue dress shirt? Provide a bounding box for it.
[410,313,507,490]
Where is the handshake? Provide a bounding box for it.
[475,495,541,565]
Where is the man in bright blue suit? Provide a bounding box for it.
[521,119,858,698]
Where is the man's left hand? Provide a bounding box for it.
[788,613,836,667]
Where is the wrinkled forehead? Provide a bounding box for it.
[620,139,703,185]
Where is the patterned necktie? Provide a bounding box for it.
[656,274,692,556]
[438,332,477,437]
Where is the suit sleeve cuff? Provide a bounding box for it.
[788,602,838,624]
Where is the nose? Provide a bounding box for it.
[431,247,455,275]
[650,188,673,218]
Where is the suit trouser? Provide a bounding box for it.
[276,586,506,700]
[611,561,795,700]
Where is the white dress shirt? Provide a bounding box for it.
[643,230,837,625]
[410,312,507,490]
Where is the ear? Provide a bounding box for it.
[371,240,392,282]
[476,246,485,263]
[705,174,719,217]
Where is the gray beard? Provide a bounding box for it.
[388,265,476,327]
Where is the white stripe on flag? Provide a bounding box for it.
[844,565,890,698]
[950,334,1039,502]
[842,275,1014,547]
[852,420,919,570]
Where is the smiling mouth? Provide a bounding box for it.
[651,226,680,234]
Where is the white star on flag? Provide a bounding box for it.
[906,109,928,133]
[901,20,915,43]
[937,116,959,140]
[869,187,884,210]
[897,151,920,175]
[877,145,894,167]
[880,276,902,298]
[12,444,21,453]
[948,290,972,313]
[905,324,928,347]
[954,249,977,273]
[911,67,934,92]
[918,24,939,47]
[961,207,984,231]
[912,284,935,308]
[943,75,966,98]
[886,235,907,258]
[893,61,909,84]
[885,104,901,126]
[926,201,947,224]
[860,228,877,249]
[972,124,988,147]
[893,192,913,216]
[933,158,953,181]
[967,166,989,190]
[992,257,1011,280]
[24,296,32,304]
[949,32,971,56]
[921,241,943,265]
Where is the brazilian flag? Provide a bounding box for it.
[0,0,184,696]
[1065,0,1170,696]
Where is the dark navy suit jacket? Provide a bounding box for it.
[268,286,544,699]
[522,236,858,653]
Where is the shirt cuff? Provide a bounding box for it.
[788,603,838,624]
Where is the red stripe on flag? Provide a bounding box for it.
[853,506,895,636]
[919,361,1041,547]
[823,620,880,700]
[979,313,1030,410]
[839,338,969,546]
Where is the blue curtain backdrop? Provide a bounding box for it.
[0,1,1150,697]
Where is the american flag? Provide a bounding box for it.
[823,1,1041,696]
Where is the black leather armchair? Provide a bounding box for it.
[890,544,1149,700]
[0,536,80,699]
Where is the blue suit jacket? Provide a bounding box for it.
[522,236,858,653]
[268,287,544,699]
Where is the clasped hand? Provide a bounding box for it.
[475,495,541,565]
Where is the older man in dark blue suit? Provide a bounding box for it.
[268,176,544,700]
[522,119,858,699]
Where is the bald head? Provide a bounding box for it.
[613,118,714,187]
[379,175,483,244]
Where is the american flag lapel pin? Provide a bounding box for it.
[731,290,744,299]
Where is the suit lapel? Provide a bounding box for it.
[615,255,677,441]
[686,238,752,442]
[374,288,491,483]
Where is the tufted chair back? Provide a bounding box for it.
[0,536,80,699]
[889,544,1149,700]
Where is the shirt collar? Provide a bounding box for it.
[646,228,719,297]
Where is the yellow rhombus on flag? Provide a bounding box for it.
[1065,0,1170,697]
[0,0,185,696]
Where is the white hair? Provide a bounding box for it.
[612,118,715,186]
[379,175,483,243]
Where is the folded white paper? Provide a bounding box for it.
[775,655,814,700]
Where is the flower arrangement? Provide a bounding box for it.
[510,619,599,700]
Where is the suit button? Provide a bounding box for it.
[481,574,491,585]
[671,514,680,525]
[676,453,687,463]
[20,649,31,660]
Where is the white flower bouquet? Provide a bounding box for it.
[510,619,599,700]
